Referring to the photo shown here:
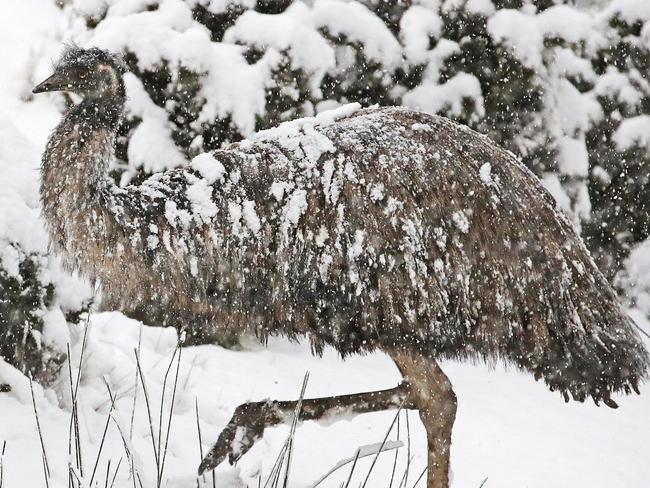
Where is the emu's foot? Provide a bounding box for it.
[198,382,412,475]
[198,400,278,475]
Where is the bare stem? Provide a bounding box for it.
[30,377,50,488]
[109,458,123,488]
[130,325,143,442]
[0,440,6,488]
[410,466,427,488]
[159,345,183,486]
[281,372,309,488]
[361,405,403,488]
[343,449,360,488]
[134,349,160,481]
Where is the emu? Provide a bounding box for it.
[34,46,648,487]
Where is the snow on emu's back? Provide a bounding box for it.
[36,48,647,409]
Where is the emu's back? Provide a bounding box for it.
[107,106,647,404]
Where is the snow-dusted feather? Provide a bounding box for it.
[41,92,648,406]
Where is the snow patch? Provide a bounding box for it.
[403,73,484,118]
[400,6,443,65]
[558,137,590,177]
[284,189,308,227]
[242,200,261,235]
[190,153,226,185]
[479,163,493,184]
[312,0,402,68]
[452,210,470,233]
[186,178,218,221]
[613,116,650,151]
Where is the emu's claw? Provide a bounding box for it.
[197,382,412,475]
[198,401,275,475]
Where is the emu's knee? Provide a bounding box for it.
[418,383,457,433]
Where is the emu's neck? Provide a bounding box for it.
[69,94,125,133]
[40,96,124,269]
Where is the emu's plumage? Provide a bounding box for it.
[39,47,647,409]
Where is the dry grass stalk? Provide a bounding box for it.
[29,376,50,488]
[0,440,6,488]
[361,406,403,488]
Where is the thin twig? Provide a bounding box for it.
[157,346,179,480]
[312,441,403,487]
[29,376,50,488]
[130,324,143,442]
[635,323,650,340]
[389,412,400,488]
[398,457,413,488]
[89,378,116,487]
[104,459,112,488]
[195,399,215,488]
[105,383,140,488]
[0,440,6,488]
[342,449,360,488]
[135,349,160,479]
[76,319,92,477]
[402,411,411,487]
[410,466,427,488]
[67,320,91,484]
[195,398,204,476]
[159,346,183,485]
[66,343,75,488]
[264,433,289,488]
[281,372,309,488]
[361,404,403,488]
[194,397,204,486]
[263,373,309,488]
[478,477,488,488]
[69,465,83,487]
[109,458,123,488]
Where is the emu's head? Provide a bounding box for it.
[33,45,126,101]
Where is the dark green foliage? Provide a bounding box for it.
[0,249,64,384]
[258,54,313,129]
[319,32,397,107]
[255,0,292,15]
[584,14,650,278]
[192,2,246,42]
[585,144,650,277]
[356,0,410,34]
[438,7,553,173]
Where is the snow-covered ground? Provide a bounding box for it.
[2,311,650,488]
[1,2,649,487]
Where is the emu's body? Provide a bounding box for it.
[37,47,648,488]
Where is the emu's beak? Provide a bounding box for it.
[32,72,70,94]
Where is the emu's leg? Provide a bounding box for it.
[198,381,414,474]
[389,351,457,488]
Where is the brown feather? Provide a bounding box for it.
[41,104,649,404]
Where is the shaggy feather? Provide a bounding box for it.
[40,53,648,406]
